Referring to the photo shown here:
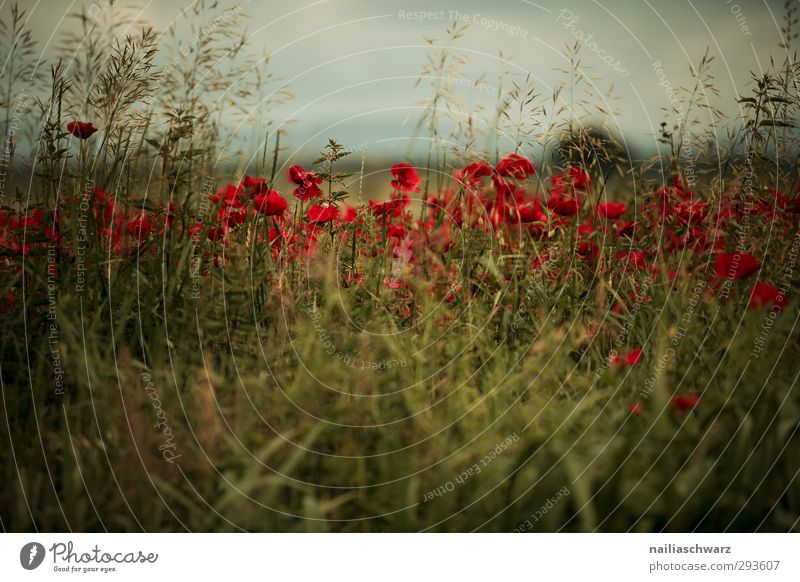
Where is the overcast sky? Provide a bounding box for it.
[11,0,791,163]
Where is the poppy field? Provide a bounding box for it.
[1,1,799,533]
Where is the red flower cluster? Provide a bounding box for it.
[3,139,796,409]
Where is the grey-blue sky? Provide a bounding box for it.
[13,0,790,162]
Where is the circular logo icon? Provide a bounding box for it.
[20,542,46,570]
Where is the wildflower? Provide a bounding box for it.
[387,224,406,238]
[307,203,339,224]
[494,153,536,180]
[568,166,591,190]
[454,162,492,187]
[670,394,700,414]
[390,163,421,192]
[609,347,643,367]
[369,194,409,218]
[615,250,648,270]
[126,211,155,243]
[288,165,323,201]
[714,252,760,280]
[210,184,245,208]
[217,206,246,228]
[673,199,708,225]
[254,190,288,216]
[515,200,547,224]
[749,281,790,311]
[597,202,627,220]
[340,205,358,222]
[576,242,600,265]
[492,174,515,199]
[19,209,45,229]
[616,221,636,238]
[240,175,266,190]
[267,227,282,249]
[548,195,580,216]
[67,121,98,139]
[188,222,203,238]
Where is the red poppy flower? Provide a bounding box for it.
[616,221,636,238]
[495,153,536,180]
[267,227,282,249]
[550,174,567,190]
[629,402,643,415]
[369,194,409,218]
[670,394,700,414]
[217,207,247,228]
[673,200,708,225]
[492,174,515,200]
[749,281,790,311]
[207,226,228,242]
[340,205,358,222]
[67,121,98,139]
[766,187,800,213]
[188,222,203,238]
[126,211,156,243]
[548,195,580,216]
[288,165,323,201]
[568,166,591,190]
[455,162,492,187]
[597,202,627,220]
[20,209,45,228]
[715,252,760,280]
[390,163,421,192]
[387,224,406,238]
[609,347,643,367]
[254,190,288,216]
[240,175,267,190]
[210,184,245,208]
[576,241,600,265]
[288,165,308,184]
[306,203,339,224]
[515,201,547,223]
